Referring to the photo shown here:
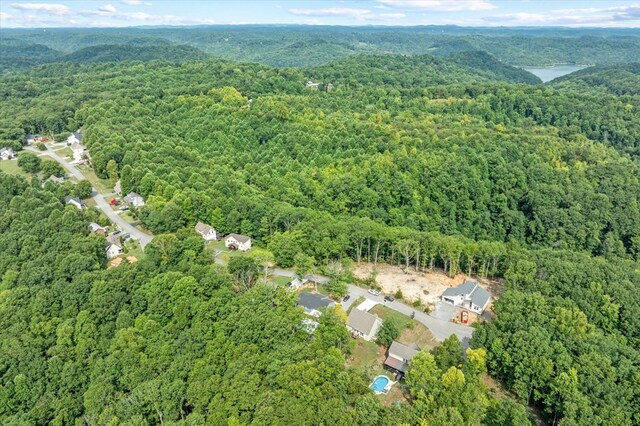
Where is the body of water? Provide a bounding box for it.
[522,65,587,83]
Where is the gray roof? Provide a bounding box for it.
[442,279,491,309]
[389,341,419,361]
[73,130,82,142]
[226,233,251,243]
[47,175,64,184]
[297,292,334,311]
[471,286,491,309]
[195,221,214,234]
[442,279,478,298]
[65,196,84,205]
[106,234,123,248]
[347,309,380,335]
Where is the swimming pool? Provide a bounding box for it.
[370,375,391,394]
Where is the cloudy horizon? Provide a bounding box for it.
[1,1,640,29]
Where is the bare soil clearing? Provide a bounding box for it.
[353,262,503,309]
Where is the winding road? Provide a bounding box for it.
[32,145,473,342]
[262,266,473,344]
[27,146,153,248]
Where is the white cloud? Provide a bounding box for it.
[0,12,13,20]
[483,3,640,27]
[120,0,143,5]
[11,3,70,15]
[379,13,406,19]
[376,0,496,12]
[288,7,406,21]
[289,8,374,20]
[99,4,117,14]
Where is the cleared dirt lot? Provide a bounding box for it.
[353,262,502,310]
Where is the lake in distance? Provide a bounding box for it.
[522,65,587,82]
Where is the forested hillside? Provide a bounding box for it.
[1,41,639,425]
[2,25,640,73]
[550,62,640,95]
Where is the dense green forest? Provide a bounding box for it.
[1,28,640,425]
[2,25,640,73]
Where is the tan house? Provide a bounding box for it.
[225,233,252,251]
[346,308,382,341]
[195,222,218,241]
[384,341,420,376]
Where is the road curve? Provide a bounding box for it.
[259,265,474,345]
[27,146,153,248]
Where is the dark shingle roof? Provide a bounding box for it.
[297,292,334,311]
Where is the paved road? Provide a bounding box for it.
[28,146,153,248]
[256,264,474,345]
[345,285,473,346]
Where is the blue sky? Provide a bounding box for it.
[1,1,640,28]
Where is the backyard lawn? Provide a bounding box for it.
[54,147,73,158]
[0,159,28,176]
[124,240,144,259]
[270,275,291,286]
[370,304,438,350]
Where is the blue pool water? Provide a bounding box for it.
[370,376,390,393]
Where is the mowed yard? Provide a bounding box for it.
[346,304,439,405]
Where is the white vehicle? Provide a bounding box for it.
[368,289,380,296]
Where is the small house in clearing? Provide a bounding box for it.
[384,341,420,377]
[45,175,65,185]
[67,130,82,145]
[88,222,107,234]
[65,196,86,210]
[287,274,305,290]
[441,278,491,315]
[297,292,335,318]
[70,143,87,162]
[225,233,252,251]
[105,234,124,259]
[124,192,145,208]
[346,308,382,341]
[0,147,16,160]
[195,222,218,241]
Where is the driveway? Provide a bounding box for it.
[28,146,153,248]
[345,285,473,347]
[258,264,475,346]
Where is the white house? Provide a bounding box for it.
[384,341,420,376]
[306,81,321,89]
[105,234,123,259]
[113,180,122,196]
[195,221,217,241]
[441,279,491,315]
[0,147,16,160]
[88,222,107,234]
[71,142,87,162]
[67,130,82,145]
[65,196,86,210]
[43,175,64,187]
[297,292,335,318]
[346,308,382,341]
[287,274,304,290]
[225,233,252,251]
[124,192,145,208]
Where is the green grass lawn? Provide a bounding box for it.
[54,147,73,158]
[77,165,112,194]
[346,339,382,372]
[119,211,137,224]
[0,159,28,176]
[270,275,291,286]
[369,305,412,329]
[124,240,144,259]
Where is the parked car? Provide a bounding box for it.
[342,295,351,302]
[368,289,380,296]
[119,206,129,211]
[384,295,395,302]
